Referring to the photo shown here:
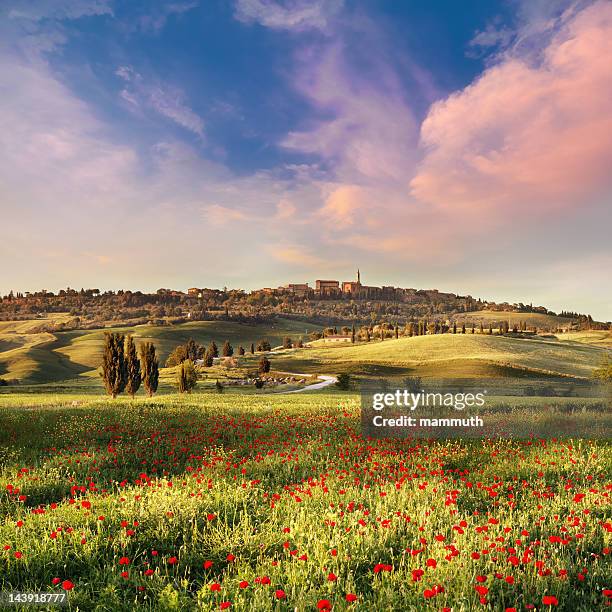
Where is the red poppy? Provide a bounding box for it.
[317,600,331,610]
[210,583,221,592]
[239,581,248,589]
[327,572,337,581]
[275,590,286,599]
[542,595,558,606]
[219,603,231,610]
[119,557,130,565]
[345,593,357,603]
[62,580,75,591]
[167,557,178,565]
[204,560,213,569]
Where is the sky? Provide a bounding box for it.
[0,0,610,320]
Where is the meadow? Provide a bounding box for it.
[0,392,610,611]
[0,317,610,610]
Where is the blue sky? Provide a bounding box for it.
[1,0,611,319]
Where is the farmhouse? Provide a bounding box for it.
[323,334,352,343]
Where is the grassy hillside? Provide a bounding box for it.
[459,310,571,328]
[272,333,608,382]
[0,317,313,384]
[557,329,612,348]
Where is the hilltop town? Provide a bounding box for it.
[1,269,604,332]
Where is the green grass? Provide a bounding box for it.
[273,334,608,382]
[0,392,609,610]
[0,317,313,384]
[459,310,573,328]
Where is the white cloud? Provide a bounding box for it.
[6,0,113,21]
[116,66,205,138]
[234,0,342,31]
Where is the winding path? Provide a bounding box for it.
[272,371,337,393]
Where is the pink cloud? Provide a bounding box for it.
[283,44,418,183]
[411,1,612,214]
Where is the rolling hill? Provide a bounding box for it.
[271,333,609,382]
[0,317,313,384]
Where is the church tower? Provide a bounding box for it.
[357,268,361,284]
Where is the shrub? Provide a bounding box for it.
[335,373,351,390]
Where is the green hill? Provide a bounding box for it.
[0,317,312,384]
[272,333,608,381]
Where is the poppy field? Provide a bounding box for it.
[0,393,610,611]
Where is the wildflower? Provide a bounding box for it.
[542,595,558,606]
[62,580,75,591]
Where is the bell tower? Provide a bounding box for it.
[357,268,361,284]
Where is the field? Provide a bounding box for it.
[0,316,610,609]
[272,333,609,393]
[0,392,610,611]
[0,317,313,385]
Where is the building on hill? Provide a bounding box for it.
[342,269,361,295]
[281,283,311,297]
[323,334,352,343]
[315,280,341,297]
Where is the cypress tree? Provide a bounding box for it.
[176,360,197,393]
[250,343,255,354]
[395,325,399,339]
[452,322,457,334]
[259,355,271,374]
[209,341,218,358]
[139,341,159,397]
[351,324,355,343]
[461,324,466,334]
[101,332,127,398]
[365,328,370,342]
[238,345,245,356]
[222,340,233,357]
[204,347,214,367]
[125,335,141,398]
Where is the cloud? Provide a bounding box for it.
[6,0,113,21]
[317,185,364,225]
[283,44,418,183]
[275,198,297,220]
[137,2,199,33]
[116,66,205,137]
[234,0,342,31]
[203,204,250,225]
[412,0,612,215]
[267,245,326,267]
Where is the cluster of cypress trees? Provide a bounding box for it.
[101,333,159,398]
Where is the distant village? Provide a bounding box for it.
[185,269,524,308]
[1,269,604,332]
